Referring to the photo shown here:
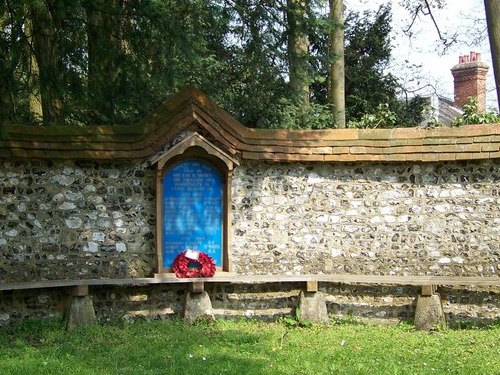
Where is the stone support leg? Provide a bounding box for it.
[414,287,446,331]
[65,286,97,330]
[184,291,215,324]
[298,290,329,324]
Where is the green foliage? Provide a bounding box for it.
[278,308,314,328]
[311,4,427,128]
[0,1,432,129]
[451,98,500,126]
[347,103,396,128]
[329,314,364,326]
[270,99,336,130]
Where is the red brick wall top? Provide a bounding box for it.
[1,87,499,163]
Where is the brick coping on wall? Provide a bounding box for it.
[1,86,499,162]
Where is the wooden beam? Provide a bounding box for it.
[1,275,499,291]
[190,281,205,293]
[421,285,436,296]
[306,280,319,292]
[66,285,89,297]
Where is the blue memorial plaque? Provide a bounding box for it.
[162,160,223,268]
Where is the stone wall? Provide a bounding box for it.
[1,158,499,282]
[0,160,156,282]
[1,283,498,326]
[0,157,499,324]
[232,159,500,277]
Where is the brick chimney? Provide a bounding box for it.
[451,51,489,112]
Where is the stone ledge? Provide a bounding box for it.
[1,275,499,291]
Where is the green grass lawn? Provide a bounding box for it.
[0,318,499,375]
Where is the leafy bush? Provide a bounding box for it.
[452,98,500,126]
[347,103,397,128]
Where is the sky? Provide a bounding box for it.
[344,0,497,110]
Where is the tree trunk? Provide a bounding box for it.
[484,0,500,110]
[24,15,43,123]
[329,0,345,128]
[287,0,310,106]
[30,2,63,125]
[86,0,121,123]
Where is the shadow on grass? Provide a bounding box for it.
[0,318,274,375]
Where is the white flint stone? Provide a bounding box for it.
[52,193,65,202]
[114,219,124,227]
[384,215,396,223]
[380,190,403,200]
[92,232,106,242]
[439,257,451,264]
[439,191,450,198]
[97,219,112,228]
[397,215,410,223]
[51,175,75,186]
[344,226,358,233]
[275,196,288,205]
[261,196,274,205]
[84,184,96,192]
[0,313,10,321]
[350,200,363,208]
[65,217,83,229]
[86,212,97,220]
[316,215,328,223]
[58,202,76,210]
[434,204,450,213]
[116,242,127,253]
[380,206,394,215]
[62,166,74,175]
[5,229,18,237]
[64,191,84,201]
[424,220,445,234]
[84,242,99,253]
[331,248,343,257]
[307,173,322,183]
[88,195,103,204]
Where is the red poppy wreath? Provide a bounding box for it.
[172,250,216,278]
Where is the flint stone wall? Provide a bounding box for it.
[1,283,498,326]
[0,158,499,282]
[231,159,500,277]
[0,160,156,282]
